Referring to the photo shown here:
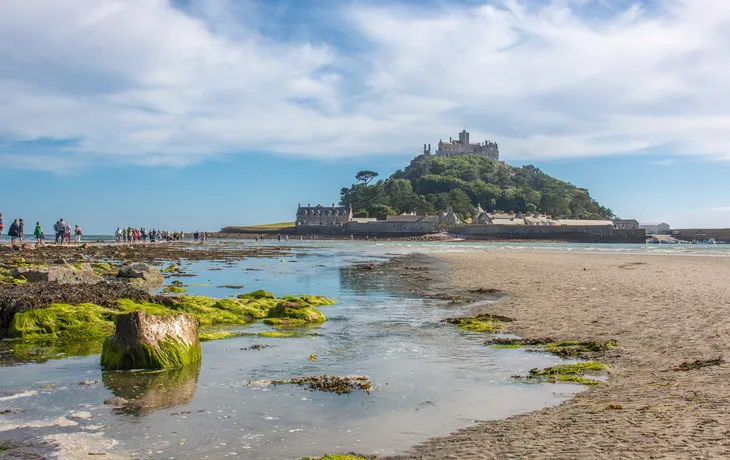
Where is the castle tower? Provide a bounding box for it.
[458,130,469,145]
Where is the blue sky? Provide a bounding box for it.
[1,0,729,233]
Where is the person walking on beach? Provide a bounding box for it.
[0,214,4,239]
[74,224,82,243]
[8,219,21,246]
[54,219,66,245]
[64,222,72,243]
[115,227,121,243]
[18,219,25,245]
[34,222,45,247]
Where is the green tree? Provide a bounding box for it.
[371,204,396,220]
[355,170,379,185]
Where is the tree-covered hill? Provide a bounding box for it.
[339,154,613,221]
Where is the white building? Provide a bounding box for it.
[639,222,671,235]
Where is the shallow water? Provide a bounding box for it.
[0,243,588,459]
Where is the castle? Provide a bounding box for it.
[423,130,499,160]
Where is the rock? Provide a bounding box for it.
[54,259,68,265]
[12,264,101,284]
[101,311,201,370]
[103,397,128,406]
[116,263,164,289]
[262,301,327,326]
[10,267,30,277]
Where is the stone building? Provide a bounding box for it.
[612,219,639,229]
[296,203,352,227]
[423,130,499,160]
[439,206,461,225]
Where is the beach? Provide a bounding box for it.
[390,251,730,459]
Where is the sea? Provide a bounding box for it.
[0,239,725,459]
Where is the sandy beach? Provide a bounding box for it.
[390,251,730,459]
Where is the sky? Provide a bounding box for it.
[1,0,729,233]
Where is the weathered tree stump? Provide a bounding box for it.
[101,311,201,370]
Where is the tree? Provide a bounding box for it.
[355,170,379,185]
[371,204,396,220]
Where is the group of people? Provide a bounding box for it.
[114,228,193,244]
[0,214,83,247]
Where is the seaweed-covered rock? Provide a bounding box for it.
[117,263,164,289]
[0,282,157,335]
[262,301,327,326]
[238,290,275,300]
[101,311,201,370]
[11,263,101,284]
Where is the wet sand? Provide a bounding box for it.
[390,251,730,459]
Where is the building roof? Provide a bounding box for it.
[386,215,439,222]
[557,219,614,226]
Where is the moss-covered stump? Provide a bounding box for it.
[101,312,201,370]
[263,301,327,327]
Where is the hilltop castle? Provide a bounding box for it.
[423,130,499,160]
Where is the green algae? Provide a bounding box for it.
[162,286,187,294]
[485,338,617,358]
[101,335,202,370]
[443,313,513,333]
[198,331,242,342]
[516,361,609,386]
[258,331,297,338]
[238,289,275,300]
[8,303,117,341]
[262,301,326,327]
[5,292,334,362]
[161,264,181,273]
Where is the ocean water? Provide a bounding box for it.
[0,240,705,459]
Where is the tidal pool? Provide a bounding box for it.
[0,242,584,459]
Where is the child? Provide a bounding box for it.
[34,222,45,247]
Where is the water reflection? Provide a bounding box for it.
[102,363,201,416]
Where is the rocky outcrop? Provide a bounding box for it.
[101,311,201,370]
[11,263,101,284]
[0,282,158,336]
[116,263,164,290]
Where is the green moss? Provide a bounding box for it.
[518,361,609,386]
[485,338,617,358]
[161,264,181,273]
[162,286,187,293]
[258,331,296,338]
[101,335,202,370]
[238,289,275,300]
[8,303,117,341]
[198,331,242,342]
[263,301,326,327]
[444,314,512,333]
[5,292,332,361]
[281,295,336,307]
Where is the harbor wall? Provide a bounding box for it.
[219,224,645,243]
[448,225,645,243]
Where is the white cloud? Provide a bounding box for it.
[0,0,729,169]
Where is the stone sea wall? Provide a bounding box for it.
[448,224,645,243]
[217,223,645,243]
